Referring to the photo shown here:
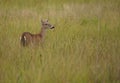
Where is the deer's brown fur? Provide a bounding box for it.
[20,19,54,46]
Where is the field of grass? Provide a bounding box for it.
[0,0,120,83]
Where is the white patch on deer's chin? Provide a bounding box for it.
[24,36,26,41]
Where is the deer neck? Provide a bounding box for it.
[39,27,46,40]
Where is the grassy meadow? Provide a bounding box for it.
[0,0,120,83]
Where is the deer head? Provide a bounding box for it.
[41,19,55,29]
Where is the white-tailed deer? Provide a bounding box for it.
[20,19,55,46]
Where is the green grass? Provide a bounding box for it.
[0,0,120,83]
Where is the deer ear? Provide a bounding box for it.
[41,19,44,23]
[46,19,48,22]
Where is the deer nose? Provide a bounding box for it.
[51,26,55,29]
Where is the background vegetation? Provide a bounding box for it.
[0,0,120,83]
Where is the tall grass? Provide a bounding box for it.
[0,0,120,83]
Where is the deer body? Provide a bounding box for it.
[20,19,54,46]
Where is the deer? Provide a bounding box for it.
[20,19,55,46]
